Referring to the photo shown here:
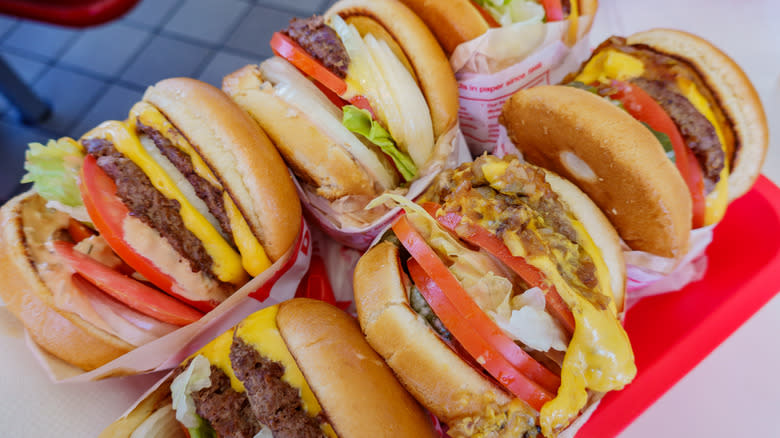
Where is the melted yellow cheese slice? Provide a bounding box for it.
[574,49,645,84]
[129,102,271,276]
[84,120,247,285]
[522,250,635,436]
[236,306,337,438]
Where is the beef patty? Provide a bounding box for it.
[187,364,264,438]
[230,337,324,438]
[83,138,218,278]
[631,77,725,191]
[284,16,349,79]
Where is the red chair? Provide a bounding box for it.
[0,0,140,123]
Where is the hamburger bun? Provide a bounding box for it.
[624,29,768,201]
[500,85,692,259]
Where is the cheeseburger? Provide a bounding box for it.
[396,0,598,55]
[101,299,438,438]
[0,78,301,370]
[222,0,459,227]
[354,155,636,437]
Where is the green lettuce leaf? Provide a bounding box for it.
[21,138,85,206]
[342,105,417,182]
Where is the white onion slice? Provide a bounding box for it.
[330,15,434,167]
[260,57,397,190]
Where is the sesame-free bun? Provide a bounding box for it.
[0,192,133,371]
[143,78,301,262]
[625,29,769,202]
[277,298,437,438]
[396,0,599,55]
[501,85,692,259]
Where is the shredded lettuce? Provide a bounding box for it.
[342,105,417,181]
[472,0,545,26]
[171,355,215,437]
[21,138,85,207]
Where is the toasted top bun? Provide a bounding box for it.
[625,29,769,202]
[144,78,301,262]
[277,298,437,438]
[0,192,133,371]
[325,0,459,140]
[397,0,599,55]
[501,85,692,259]
[354,175,625,436]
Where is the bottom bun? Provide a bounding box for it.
[0,192,133,371]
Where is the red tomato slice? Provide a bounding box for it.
[422,203,576,334]
[609,80,706,228]
[52,241,203,326]
[393,215,560,394]
[271,32,347,96]
[80,155,216,312]
[408,259,554,410]
[67,218,95,243]
[541,0,564,21]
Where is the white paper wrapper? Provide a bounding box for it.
[452,16,595,155]
[493,140,714,308]
[623,226,714,309]
[298,125,471,251]
[27,220,313,383]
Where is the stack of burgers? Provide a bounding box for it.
[0,0,769,437]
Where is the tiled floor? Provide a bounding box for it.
[0,0,337,203]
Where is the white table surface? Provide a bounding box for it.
[1,1,779,436]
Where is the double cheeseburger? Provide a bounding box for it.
[0,78,301,370]
[501,30,768,258]
[396,0,598,55]
[101,299,438,438]
[222,0,458,225]
[355,155,636,437]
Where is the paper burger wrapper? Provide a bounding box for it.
[493,139,713,309]
[26,219,313,383]
[298,125,471,251]
[451,16,595,155]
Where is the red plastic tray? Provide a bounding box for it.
[577,175,780,437]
